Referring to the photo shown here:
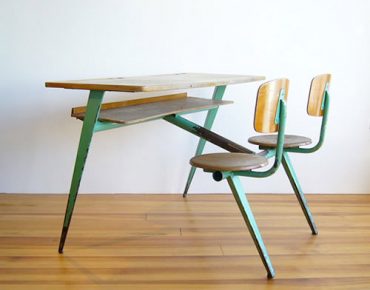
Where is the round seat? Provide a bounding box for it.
[248,134,312,148]
[190,152,268,172]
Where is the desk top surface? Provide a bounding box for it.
[45,73,265,92]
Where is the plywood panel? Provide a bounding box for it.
[46,73,265,92]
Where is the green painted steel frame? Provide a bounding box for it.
[182,87,291,195]
[182,85,227,196]
[209,97,287,181]
[57,84,308,280]
[287,90,330,154]
[204,96,287,278]
[58,86,252,253]
[254,88,330,235]
[282,151,318,234]
[282,89,329,234]
[163,115,255,154]
[234,96,287,179]
[58,85,326,278]
[59,90,104,253]
[227,174,275,279]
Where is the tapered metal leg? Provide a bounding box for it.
[183,166,196,197]
[58,90,104,253]
[282,152,318,235]
[183,85,226,197]
[227,175,275,279]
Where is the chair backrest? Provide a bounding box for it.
[307,74,331,116]
[254,79,290,133]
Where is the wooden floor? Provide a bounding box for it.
[1,194,370,290]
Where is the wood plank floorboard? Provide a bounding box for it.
[1,193,370,289]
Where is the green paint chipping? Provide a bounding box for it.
[59,90,104,253]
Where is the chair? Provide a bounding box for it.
[248,74,331,235]
[190,79,289,279]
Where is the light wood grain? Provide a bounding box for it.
[254,79,289,133]
[71,92,187,115]
[45,73,265,92]
[190,152,267,171]
[307,74,331,116]
[2,194,370,289]
[248,134,312,148]
[74,97,232,125]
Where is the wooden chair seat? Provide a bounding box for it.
[190,152,268,172]
[248,134,312,148]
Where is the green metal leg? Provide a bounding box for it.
[58,90,104,253]
[227,175,275,279]
[183,85,226,197]
[282,152,318,235]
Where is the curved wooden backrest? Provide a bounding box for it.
[307,74,331,116]
[254,79,289,133]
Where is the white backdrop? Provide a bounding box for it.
[1,0,369,194]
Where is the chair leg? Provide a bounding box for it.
[282,152,318,235]
[227,175,275,279]
[58,90,104,253]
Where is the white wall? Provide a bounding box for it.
[1,0,369,194]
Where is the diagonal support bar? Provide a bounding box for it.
[163,115,254,155]
[227,175,275,279]
[282,152,318,235]
[182,86,226,196]
[58,90,104,253]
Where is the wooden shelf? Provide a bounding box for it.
[73,96,232,125]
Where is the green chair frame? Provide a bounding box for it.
[249,75,331,235]
[190,79,289,278]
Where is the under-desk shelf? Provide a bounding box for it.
[72,96,232,125]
